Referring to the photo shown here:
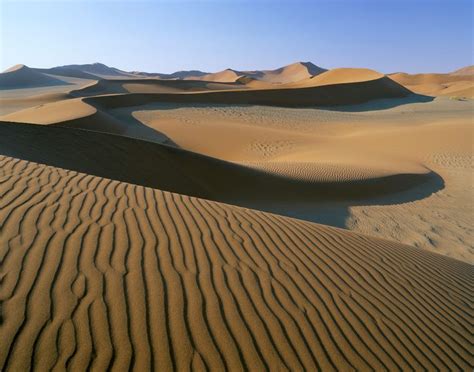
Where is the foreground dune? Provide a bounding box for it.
[0,155,472,371]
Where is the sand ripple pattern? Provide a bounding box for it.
[0,156,472,371]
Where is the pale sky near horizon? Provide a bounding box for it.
[0,0,472,74]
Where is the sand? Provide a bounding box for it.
[0,65,73,89]
[0,62,473,370]
[1,156,472,370]
[287,68,384,87]
[110,98,473,262]
[390,68,474,98]
[186,62,326,84]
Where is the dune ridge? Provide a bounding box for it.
[71,75,411,108]
[0,155,472,371]
[390,70,474,97]
[0,65,70,90]
[0,121,437,203]
[289,68,384,88]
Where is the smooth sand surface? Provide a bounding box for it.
[186,62,326,84]
[286,68,384,87]
[390,70,474,97]
[1,156,472,371]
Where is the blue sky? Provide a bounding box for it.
[1,0,472,73]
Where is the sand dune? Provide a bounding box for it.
[0,121,434,203]
[390,68,474,97]
[257,61,326,83]
[0,65,71,89]
[34,66,101,80]
[0,94,173,142]
[190,69,242,83]
[187,62,326,84]
[451,65,474,75]
[0,92,71,116]
[50,62,137,79]
[291,68,384,87]
[26,62,326,84]
[121,97,473,262]
[73,75,411,107]
[0,155,472,370]
[70,78,243,97]
[0,59,472,371]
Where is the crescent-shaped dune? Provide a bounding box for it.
[0,155,472,371]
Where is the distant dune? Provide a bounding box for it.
[292,68,384,87]
[189,62,326,83]
[69,78,244,97]
[0,155,472,370]
[390,67,474,97]
[190,69,242,83]
[0,65,71,89]
[451,65,474,75]
[257,61,327,83]
[38,61,325,83]
[69,74,411,108]
[50,62,137,79]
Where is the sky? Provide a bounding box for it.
[0,0,472,74]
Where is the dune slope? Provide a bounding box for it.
[79,76,411,108]
[0,121,436,203]
[0,65,70,89]
[0,156,472,371]
[390,70,474,97]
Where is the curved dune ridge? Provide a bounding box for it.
[291,68,384,88]
[0,65,70,89]
[242,160,428,183]
[0,121,436,202]
[390,70,474,97]
[0,156,472,371]
[69,78,244,97]
[71,76,411,107]
[0,99,169,142]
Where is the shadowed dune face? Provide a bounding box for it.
[110,97,472,261]
[73,75,411,108]
[0,156,472,371]
[0,65,72,90]
[0,121,440,203]
[69,78,245,97]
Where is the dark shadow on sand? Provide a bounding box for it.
[320,94,434,112]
